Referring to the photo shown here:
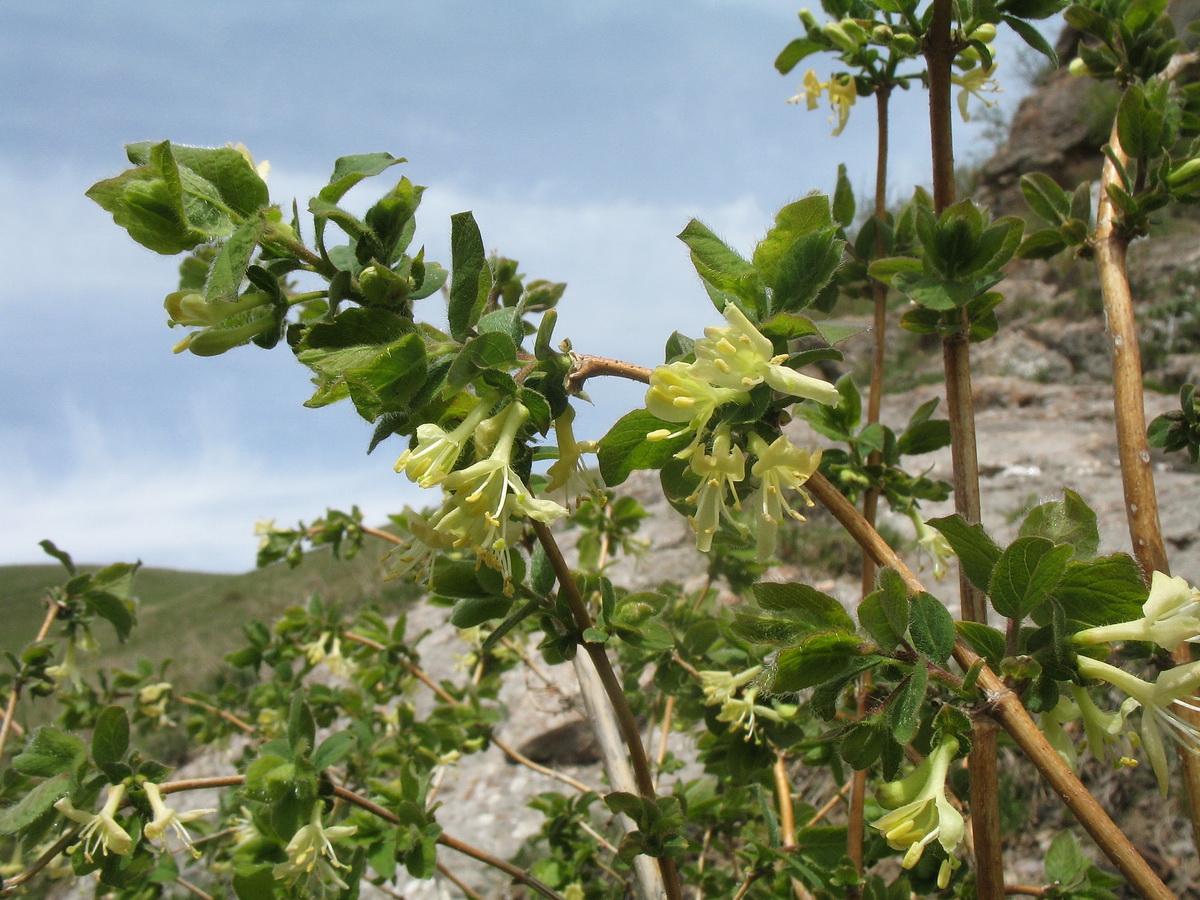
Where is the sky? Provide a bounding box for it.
[0,1,1045,573]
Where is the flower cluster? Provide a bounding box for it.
[643,304,832,558]
[55,785,134,862]
[1075,655,1200,796]
[301,632,358,679]
[871,735,965,887]
[789,69,858,135]
[393,401,568,590]
[698,665,795,741]
[273,802,358,893]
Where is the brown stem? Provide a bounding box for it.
[175,695,254,734]
[0,600,62,761]
[1093,113,1200,853]
[806,472,1177,900]
[531,519,683,900]
[436,861,487,900]
[969,721,1005,900]
[567,353,656,392]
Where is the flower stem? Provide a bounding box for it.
[806,472,1178,900]
[531,519,682,900]
[1093,110,1200,855]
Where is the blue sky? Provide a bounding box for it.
[1,1,1042,572]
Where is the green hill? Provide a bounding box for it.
[0,534,419,688]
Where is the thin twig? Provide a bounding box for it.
[174,877,216,900]
[175,695,254,734]
[531,520,682,900]
[805,472,1177,900]
[0,600,62,761]
[437,861,487,900]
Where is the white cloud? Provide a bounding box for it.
[0,400,426,572]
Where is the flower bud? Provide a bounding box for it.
[1167,157,1200,193]
[892,33,919,54]
[798,8,819,32]
[1068,57,1093,78]
[822,21,860,54]
[872,24,894,43]
[968,23,996,43]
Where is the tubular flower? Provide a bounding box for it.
[1068,683,1138,768]
[273,803,358,892]
[907,509,954,581]
[387,507,455,586]
[434,402,567,587]
[142,782,215,859]
[55,784,134,862]
[1041,696,1081,771]
[699,666,793,741]
[645,361,743,452]
[950,62,1000,122]
[301,632,357,679]
[1074,571,1200,652]
[788,70,857,136]
[747,433,820,562]
[871,735,965,886]
[394,396,494,488]
[137,682,174,725]
[686,427,746,552]
[544,406,602,510]
[1076,655,1200,796]
[694,304,839,405]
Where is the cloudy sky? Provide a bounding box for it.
[1,1,1041,573]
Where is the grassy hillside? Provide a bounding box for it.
[0,534,419,689]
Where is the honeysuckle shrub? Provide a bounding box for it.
[3,1,1200,899]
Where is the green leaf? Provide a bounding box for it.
[897,419,951,456]
[288,695,316,758]
[0,772,70,835]
[768,227,844,314]
[956,621,1006,671]
[312,732,355,772]
[751,582,856,631]
[1018,489,1100,559]
[448,212,491,341]
[320,153,406,205]
[867,256,923,286]
[205,216,265,302]
[12,727,86,778]
[753,196,832,291]
[989,537,1073,620]
[1050,554,1147,627]
[887,665,928,744]
[772,631,864,691]
[1044,831,1088,885]
[39,539,76,574]
[1016,228,1069,260]
[678,219,761,313]
[1020,173,1070,225]
[477,306,525,347]
[775,37,825,74]
[450,595,513,628]
[92,706,130,766]
[908,593,955,664]
[891,272,980,310]
[929,515,1001,593]
[858,591,904,652]
[839,720,890,770]
[1117,86,1164,158]
[1002,14,1060,63]
[598,410,694,486]
[128,141,270,217]
[446,332,519,390]
[87,164,206,254]
[233,865,278,900]
[832,164,856,227]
